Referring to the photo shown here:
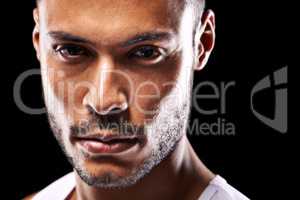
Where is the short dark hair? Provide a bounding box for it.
[186,0,206,27]
[35,0,206,30]
[36,0,206,11]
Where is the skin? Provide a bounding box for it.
[30,0,216,199]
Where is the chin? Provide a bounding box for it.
[86,161,134,178]
[75,161,146,188]
[70,149,149,188]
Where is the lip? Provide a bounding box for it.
[78,138,139,154]
[76,134,140,143]
[74,133,144,155]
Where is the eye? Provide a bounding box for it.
[130,46,164,61]
[54,44,90,61]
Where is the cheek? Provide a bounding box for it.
[56,79,91,123]
[131,59,182,122]
[42,66,89,123]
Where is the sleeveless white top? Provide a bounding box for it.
[32,172,249,200]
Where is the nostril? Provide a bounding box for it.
[90,103,128,116]
[110,107,122,114]
[83,90,128,116]
[108,102,128,115]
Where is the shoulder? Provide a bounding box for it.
[23,172,75,200]
[199,175,250,200]
[22,193,37,200]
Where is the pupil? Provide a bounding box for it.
[139,47,154,58]
[67,46,82,55]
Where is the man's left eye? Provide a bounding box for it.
[54,44,89,60]
[130,46,163,60]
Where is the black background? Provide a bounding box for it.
[3,0,293,199]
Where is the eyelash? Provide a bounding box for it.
[129,45,166,61]
[54,44,91,60]
[53,44,166,64]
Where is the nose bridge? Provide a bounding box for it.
[99,58,116,98]
[84,57,127,115]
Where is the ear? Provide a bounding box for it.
[32,8,41,61]
[194,9,216,71]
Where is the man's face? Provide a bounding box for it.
[33,0,204,188]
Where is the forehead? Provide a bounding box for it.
[38,0,185,44]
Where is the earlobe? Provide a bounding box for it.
[32,8,41,61]
[194,10,216,71]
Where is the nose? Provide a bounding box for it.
[83,58,128,115]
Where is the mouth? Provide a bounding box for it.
[74,134,142,155]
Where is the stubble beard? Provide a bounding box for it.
[47,78,193,189]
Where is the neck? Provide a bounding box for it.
[73,136,215,200]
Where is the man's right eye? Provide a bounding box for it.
[54,44,90,62]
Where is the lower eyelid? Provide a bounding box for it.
[140,56,166,65]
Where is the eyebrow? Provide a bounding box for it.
[48,31,95,45]
[47,31,173,47]
[120,32,172,47]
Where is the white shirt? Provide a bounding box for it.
[32,172,249,200]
